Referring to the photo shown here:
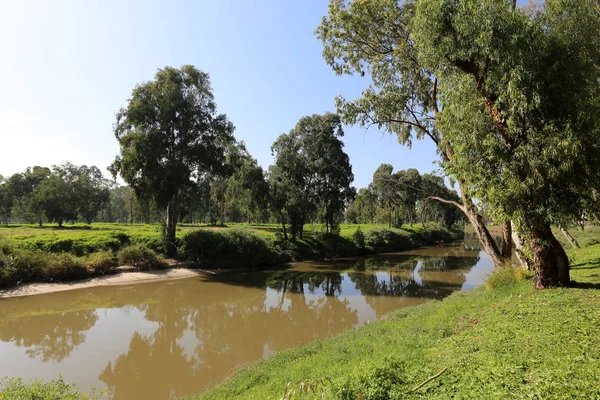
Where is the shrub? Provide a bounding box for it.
[486,266,526,289]
[84,251,118,275]
[333,358,406,400]
[182,228,281,269]
[352,227,365,250]
[43,253,88,281]
[0,377,99,400]
[364,228,412,253]
[118,244,167,271]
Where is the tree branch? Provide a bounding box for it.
[427,196,466,213]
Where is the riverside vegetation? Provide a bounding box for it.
[0,222,460,288]
[2,227,598,399]
[192,226,600,400]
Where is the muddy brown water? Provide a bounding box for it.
[0,242,493,399]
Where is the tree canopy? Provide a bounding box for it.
[317,0,600,287]
[110,65,235,247]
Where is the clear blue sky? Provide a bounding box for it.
[0,0,441,189]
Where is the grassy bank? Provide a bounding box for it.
[192,231,600,399]
[0,223,461,288]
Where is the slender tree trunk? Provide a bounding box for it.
[511,221,533,270]
[501,220,512,259]
[560,227,580,249]
[129,197,134,224]
[279,210,288,240]
[165,195,178,255]
[529,223,570,289]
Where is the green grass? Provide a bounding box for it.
[192,236,600,399]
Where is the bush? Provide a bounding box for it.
[352,227,365,250]
[0,377,99,400]
[486,266,526,289]
[83,251,118,275]
[364,228,412,253]
[182,228,281,269]
[118,244,167,271]
[333,358,406,400]
[44,253,88,281]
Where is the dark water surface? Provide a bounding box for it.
[0,242,493,399]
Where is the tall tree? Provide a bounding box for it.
[75,165,111,224]
[110,65,234,252]
[0,176,10,225]
[270,113,354,238]
[35,163,80,227]
[317,0,600,288]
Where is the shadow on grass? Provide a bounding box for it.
[569,280,600,290]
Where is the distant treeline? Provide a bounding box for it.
[0,119,463,235]
[0,158,462,231]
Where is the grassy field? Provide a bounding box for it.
[192,227,600,400]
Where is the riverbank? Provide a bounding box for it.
[0,267,204,298]
[193,237,600,399]
[0,223,462,291]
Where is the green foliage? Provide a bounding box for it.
[363,228,412,253]
[351,226,365,250]
[84,251,118,275]
[317,0,600,286]
[110,65,235,244]
[0,377,98,400]
[182,228,281,269]
[485,266,526,290]
[117,244,166,271]
[333,359,405,400]
[270,113,355,239]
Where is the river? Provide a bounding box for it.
[0,241,494,399]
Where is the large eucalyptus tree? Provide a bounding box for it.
[317,0,600,288]
[110,65,234,252]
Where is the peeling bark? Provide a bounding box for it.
[529,223,570,289]
[511,221,533,271]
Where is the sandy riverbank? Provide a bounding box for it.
[0,268,206,299]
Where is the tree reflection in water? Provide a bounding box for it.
[0,244,486,399]
[0,308,98,363]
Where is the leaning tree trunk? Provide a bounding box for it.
[501,221,512,259]
[529,223,570,289]
[466,211,508,268]
[560,227,580,249]
[429,189,509,269]
[511,221,533,271]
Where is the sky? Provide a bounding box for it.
[0,0,441,189]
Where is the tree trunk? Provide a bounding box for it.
[501,220,512,259]
[529,223,570,289]
[129,197,134,224]
[58,219,63,227]
[463,206,508,268]
[560,227,580,249]
[511,221,533,270]
[279,210,288,240]
[456,180,508,269]
[165,195,178,255]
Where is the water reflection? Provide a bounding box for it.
[0,243,492,399]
